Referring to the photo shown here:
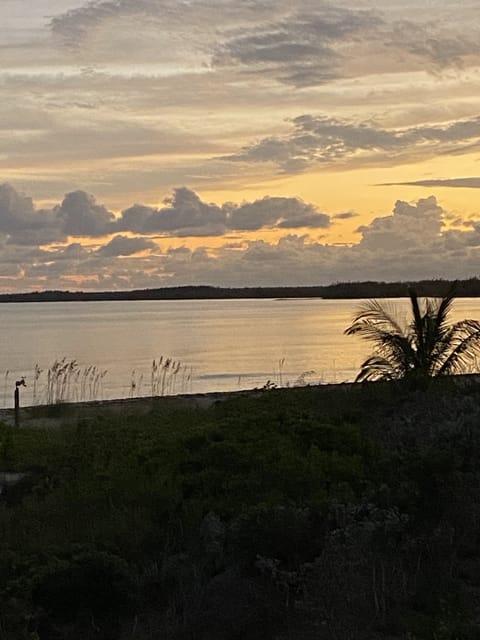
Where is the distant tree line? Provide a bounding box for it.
[1,277,480,302]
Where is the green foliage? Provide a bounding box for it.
[31,548,136,618]
[1,382,480,638]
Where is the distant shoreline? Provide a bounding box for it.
[0,278,479,302]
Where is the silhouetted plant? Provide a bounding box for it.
[149,356,190,397]
[345,286,480,382]
[41,358,108,404]
[3,369,9,406]
[31,547,137,633]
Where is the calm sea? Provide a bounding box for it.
[1,297,479,408]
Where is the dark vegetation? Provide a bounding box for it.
[2,379,480,639]
[345,288,480,382]
[2,277,480,302]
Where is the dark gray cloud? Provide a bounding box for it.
[0,184,36,233]
[228,196,329,231]
[224,114,480,172]
[56,190,115,236]
[385,19,480,69]
[210,6,480,87]
[333,211,358,220]
[381,177,480,189]
[96,234,157,257]
[142,187,226,234]
[116,205,156,233]
[0,184,332,252]
[49,0,281,51]
[212,6,381,87]
[0,186,116,244]
[0,183,62,245]
[115,187,331,235]
[58,242,89,260]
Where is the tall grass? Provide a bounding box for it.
[37,359,108,405]
[132,357,192,398]
[3,370,9,405]
[1,354,195,408]
[0,353,349,408]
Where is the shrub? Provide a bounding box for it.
[31,547,137,625]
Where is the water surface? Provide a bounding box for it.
[1,297,479,407]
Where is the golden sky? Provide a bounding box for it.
[1,0,480,290]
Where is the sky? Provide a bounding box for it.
[1,0,480,291]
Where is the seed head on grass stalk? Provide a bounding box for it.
[3,370,9,406]
[33,364,42,405]
[160,358,171,396]
[151,359,159,396]
[130,370,137,398]
[170,361,182,394]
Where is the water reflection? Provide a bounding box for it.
[0,297,478,407]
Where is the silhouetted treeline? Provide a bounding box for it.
[1,277,480,302]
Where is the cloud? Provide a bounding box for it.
[115,187,331,235]
[49,0,277,61]
[0,186,116,244]
[1,186,479,291]
[0,183,62,245]
[142,187,226,235]
[333,212,358,220]
[212,6,381,86]
[211,5,480,87]
[96,234,157,257]
[0,184,332,253]
[384,18,480,69]
[57,242,89,260]
[1,117,203,165]
[48,1,480,86]
[355,196,443,251]
[380,177,480,189]
[56,190,115,236]
[224,114,480,172]
[50,0,157,47]
[4,0,480,207]
[115,205,155,233]
[228,196,330,231]
[156,196,480,287]
[0,183,36,233]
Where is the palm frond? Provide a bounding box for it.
[434,283,458,330]
[345,299,405,337]
[346,286,480,383]
[355,355,400,382]
[408,288,425,354]
[437,320,480,375]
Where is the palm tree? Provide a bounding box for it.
[345,287,480,382]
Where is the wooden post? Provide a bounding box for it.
[14,387,19,428]
[14,378,25,428]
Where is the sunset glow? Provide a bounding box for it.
[1,0,480,290]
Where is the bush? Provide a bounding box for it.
[228,504,319,568]
[31,547,137,625]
